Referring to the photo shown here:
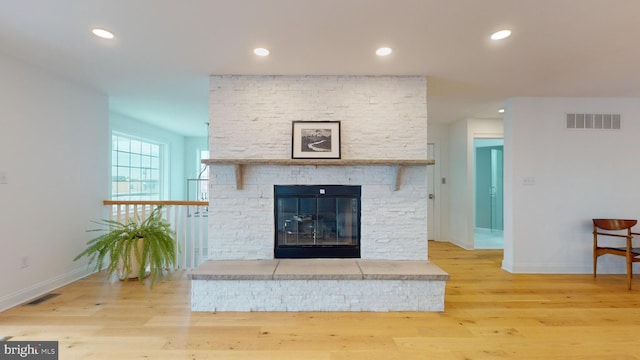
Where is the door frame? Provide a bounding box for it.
[472,134,504,249]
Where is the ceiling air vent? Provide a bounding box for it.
[566,113,621,130]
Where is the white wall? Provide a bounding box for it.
[110,112,189,200]
[448,120,468,247]
[0,53,108,311]
[504,97,640,273]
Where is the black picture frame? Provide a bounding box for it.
[291,121,341,159]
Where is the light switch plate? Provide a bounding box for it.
[522,176,536,186]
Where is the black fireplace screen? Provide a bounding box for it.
[274,185,361,258]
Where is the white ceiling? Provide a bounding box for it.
[1,0,639,137]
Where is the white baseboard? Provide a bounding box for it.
[448,239,473,250]
[504,262,635,274]
[0,267,94,313]
[507,263,592,274]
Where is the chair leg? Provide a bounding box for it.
[593,228,598,278]
[627,256,633,290]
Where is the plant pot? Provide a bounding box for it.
[118,238,150,280]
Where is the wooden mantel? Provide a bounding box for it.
[202,158,435,191]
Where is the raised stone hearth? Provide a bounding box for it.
[189,259,449,311]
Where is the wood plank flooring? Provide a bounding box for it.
[2,241,640,359]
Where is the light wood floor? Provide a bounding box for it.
[2,241,640,359]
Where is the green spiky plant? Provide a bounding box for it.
[74,205,177,288]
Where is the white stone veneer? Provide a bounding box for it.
[192,279,445,312]
[208,75,428,261]
[208,164,427,260]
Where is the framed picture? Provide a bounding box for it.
[292,121,341,159]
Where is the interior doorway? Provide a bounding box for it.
[474,138,504,249]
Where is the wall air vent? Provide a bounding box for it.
[566,113,621,130]
[24,293,60,306]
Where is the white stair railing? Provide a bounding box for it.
[103,200,209,269]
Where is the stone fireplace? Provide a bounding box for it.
[205,75,429,261]
[205,161,428,260]
[189,75,449,312]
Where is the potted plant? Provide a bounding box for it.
[74,205,177,288]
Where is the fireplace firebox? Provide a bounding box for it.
[274,185,361,258]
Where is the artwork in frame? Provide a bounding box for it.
[291,121,341,159]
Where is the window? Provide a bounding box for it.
[111,133,163,200]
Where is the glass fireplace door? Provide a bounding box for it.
[275,185,360,258]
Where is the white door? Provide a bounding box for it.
[427,143,436,240]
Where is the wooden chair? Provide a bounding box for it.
[592,219,640,289]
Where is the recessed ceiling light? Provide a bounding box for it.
[92,28,114,39]
[376,47,392,56]
[254,48,270,57]
[490,30,511,40]
[498,108,505,113]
